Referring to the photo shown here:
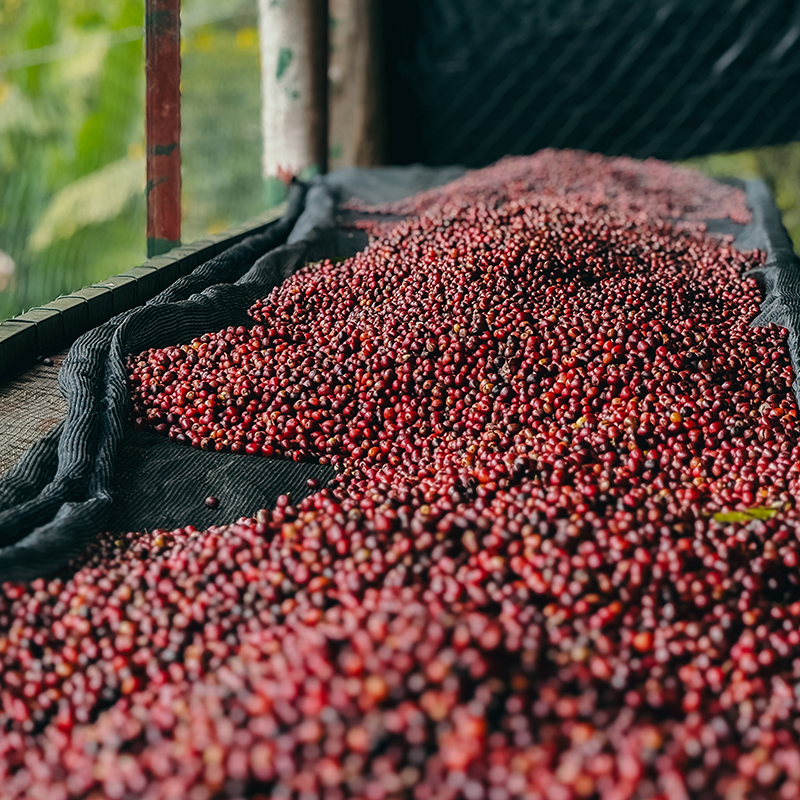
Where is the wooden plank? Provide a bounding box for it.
[16,308,64,355]
[0,321,37,376]
[66,287,115,328]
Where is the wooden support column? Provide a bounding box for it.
[257,0,329,207]
[146,0,181,258]
[329,0,384,169]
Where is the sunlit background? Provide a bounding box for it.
[0,0,798,323]
[0,0,263,322]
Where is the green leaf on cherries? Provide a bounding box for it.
[713,507,780,523]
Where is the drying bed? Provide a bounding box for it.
[1,151,800,799]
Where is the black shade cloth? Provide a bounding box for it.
[0,165,796,581]
[107,429,333,536]
[383,0,800,167]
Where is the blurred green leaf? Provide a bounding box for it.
[28,155,145,252]
[713,507,780,524]
[0,84,55,139]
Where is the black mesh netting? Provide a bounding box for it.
[0,162,796,581]
[383,0,800,167]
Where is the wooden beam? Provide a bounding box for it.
[258,0,329,206]
[329,0,384,169]
[145,0,181,257]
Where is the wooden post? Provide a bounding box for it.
[329,0,384,169]
[257,0,329,207]
[145,0,181,258]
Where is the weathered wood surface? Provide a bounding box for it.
[258,0,329,203]
[329,0,384,170]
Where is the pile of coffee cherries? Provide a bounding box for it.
[3,150,800,799]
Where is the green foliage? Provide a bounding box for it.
[0,0,147,322]
[29,155,145,252]
[180,5,264,242]
[0,0,265,322]
[74,0,143,176]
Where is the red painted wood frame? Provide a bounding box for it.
[145,0,181,257]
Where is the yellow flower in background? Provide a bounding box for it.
[193,30,214,53]
[235,27,257,51]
